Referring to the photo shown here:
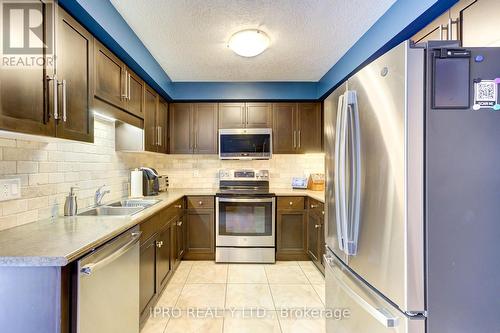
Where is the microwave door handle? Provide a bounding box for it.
[334,95,345,252]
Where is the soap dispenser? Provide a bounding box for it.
[64,186,79,216]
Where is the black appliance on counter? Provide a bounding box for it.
[140,167,159,196]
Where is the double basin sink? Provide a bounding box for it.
[78,199,161,216]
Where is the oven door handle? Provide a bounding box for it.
[216,197,275,203]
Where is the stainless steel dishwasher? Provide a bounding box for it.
[77,226,141,333]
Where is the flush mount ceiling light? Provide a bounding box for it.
[228,29,270,57]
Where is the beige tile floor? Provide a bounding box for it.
[141,260,325,333]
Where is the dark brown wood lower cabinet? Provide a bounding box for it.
[139,237,156,321]
[156,224,172,293]
[185,206,215,260]
[307,199,325,272]
[276,210,308,261]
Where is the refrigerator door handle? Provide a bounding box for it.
[324,253,400,328]
[339,91,350,254]
[345,91,362,256]
[334,95,346,251]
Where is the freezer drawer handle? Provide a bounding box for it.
[326,255,399,328]
[80,231,142,276]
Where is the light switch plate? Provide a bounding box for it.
[0,178,21,201]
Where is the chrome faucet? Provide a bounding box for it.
[95,185,110,206]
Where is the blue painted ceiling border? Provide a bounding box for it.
[59,0,457,101]
[317,0,459,99]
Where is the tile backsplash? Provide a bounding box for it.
[0,118,324,230]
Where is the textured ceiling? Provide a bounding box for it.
[110,0,396,82]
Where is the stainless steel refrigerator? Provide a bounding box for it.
[324,40,500,333]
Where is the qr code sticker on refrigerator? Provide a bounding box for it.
[477,81,496,101]
[474,80,497,109]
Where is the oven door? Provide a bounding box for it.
[216,196,275,247]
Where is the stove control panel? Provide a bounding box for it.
[219,169,269,181]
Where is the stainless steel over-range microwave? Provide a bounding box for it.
[218,128,272,160]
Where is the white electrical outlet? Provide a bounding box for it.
[193,169,200,177]
[0,178,21,201]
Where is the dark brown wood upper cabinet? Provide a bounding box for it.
[144,86,158,152]
[143,86,168,154]
[157,98,169,154]
[0,0,53,137]
[297,103,322,153]
[94,40,127,110]
[55,8,94,142]
[272,102,322,154]
[272,103,297,154]
[0,4,95,142]
[245,103,272,128]
[218,103,245,128]
[170,103,193,154]
[170,103,217,154]
[126,70,145,118]
[219,102,272,128]
[193,103,218,154]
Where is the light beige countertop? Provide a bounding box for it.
[0,188,324,267]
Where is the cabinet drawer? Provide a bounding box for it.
[140,212,167,243]
[187,196,214,210]
[308,198,324,216]
[278,197,305,210]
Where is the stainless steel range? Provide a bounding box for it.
[215,169,275,263]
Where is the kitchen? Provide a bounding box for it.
[0,0,499,333]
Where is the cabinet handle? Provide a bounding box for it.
[47,76,59,120]
[198,201,203,206]
[127,73,131,100]
[289,201,293,206]
[293,131,296,148]
[156,240,163,248]
[177,220,183,227]
[121,70,128,100]
[322,211,325,215]
[174,204,182,209]
[315,224,321,229]
[59,80,67,122]
[310,204,319,209]
[298,130,301,148]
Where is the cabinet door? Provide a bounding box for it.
[144,86,158,152]
[156,225,171,292]
[126,70,145,118]
[319,214,325,269]
[139,238,156,318]
[157,98,168,154]
[56,8,94,142]
[272,103,297,153]
[194,103,218,154]
[461,0,500,47]
[0,0,53,137]
[169,103,193,154]
[245,103,272,128]
[186,210,215,258]
[170,221,180,270]
[94,40,126,109]
[218,103,245,128]
[276,211,308,260]
[307,212,320,263]
[297,103,322,153]
[176,215,187,260]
